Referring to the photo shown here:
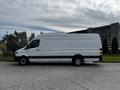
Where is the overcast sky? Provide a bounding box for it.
[0,0,120,39]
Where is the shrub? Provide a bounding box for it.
[112,37,118,54]
[102,39,108,54]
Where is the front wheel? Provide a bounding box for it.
[19,57,29,66]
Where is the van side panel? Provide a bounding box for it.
[34,34,102,62]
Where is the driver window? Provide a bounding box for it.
[28,39,40,49]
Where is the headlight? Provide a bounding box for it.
[15,51,18,55]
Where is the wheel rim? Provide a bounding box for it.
[20,59,26,65]
[75,59,81,65]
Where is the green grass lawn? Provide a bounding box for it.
[103,55,120,62]
[0,56,14,62]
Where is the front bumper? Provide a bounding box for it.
[14,56,20,62]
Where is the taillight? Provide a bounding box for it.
[100,48,102,55]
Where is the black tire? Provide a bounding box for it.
[72,56,84,66]
[19,57,29,66]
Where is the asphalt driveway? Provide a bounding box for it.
[0,61,120,90]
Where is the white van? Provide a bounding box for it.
[15,33,102,66]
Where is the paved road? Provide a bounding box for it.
[0,62,120,90]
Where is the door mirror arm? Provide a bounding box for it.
[25,45,29,50]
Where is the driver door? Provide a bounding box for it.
[26,39,40,59]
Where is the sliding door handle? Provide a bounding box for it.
[36,49,39,51]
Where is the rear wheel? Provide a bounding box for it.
[19,57,29,66]
[72,56,84,66]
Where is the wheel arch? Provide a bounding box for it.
[72,54,84,60]
[72,54,84,63]
[20,55,29,60]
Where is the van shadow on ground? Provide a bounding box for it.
[12,61,101,67]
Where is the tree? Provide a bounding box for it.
[2,31,28,55]
[29,33,35,41]
[0,41,6,49]
[0,41,6,54]
[2,34,20,54]
[20,32,27,47]
[112,37,118,54]
[102,39,108,54]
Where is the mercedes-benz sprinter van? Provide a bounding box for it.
[15,33,102,66]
